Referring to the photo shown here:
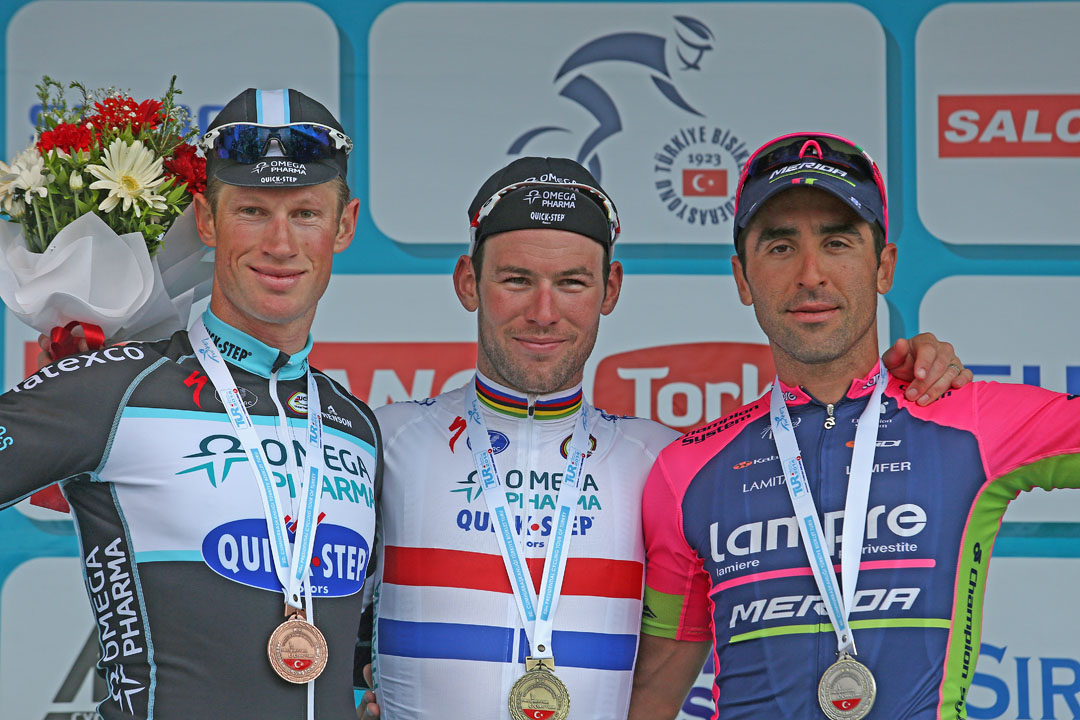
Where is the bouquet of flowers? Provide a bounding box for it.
[0,77,214,514]
[0,76,212,358]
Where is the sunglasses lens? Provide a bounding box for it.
[281,125,335,160]
[208,124,343,163]
[215,126,269,163]
[751,136,872,179]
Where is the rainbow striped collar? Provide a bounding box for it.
[474,373,583,421]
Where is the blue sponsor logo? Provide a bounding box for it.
[202,518,369,596]
[477,454,498,490]
[456,510,594,546]
[0,426,11,452]
[786,457,805,496]
[489,430,510,454]
[32,102,226,135]
[968,642,1080,719]
[773,411,791,432]
[466,430,511,455]
[969,363,1080,394]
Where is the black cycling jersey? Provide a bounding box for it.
[0,309,380,719]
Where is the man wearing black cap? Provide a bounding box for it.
[362,156,679,720]
[0,88,379,720]
[358,154,969,720]
[628,133,1080,720]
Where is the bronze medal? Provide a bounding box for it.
[508,657,570,720]
[267,607,328,684]
[818,654,876,720]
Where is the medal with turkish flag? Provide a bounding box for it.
[817,653,877,719]
[267,606,328,684]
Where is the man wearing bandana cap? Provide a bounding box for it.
[358,155,968,720]
[4,87,379,720]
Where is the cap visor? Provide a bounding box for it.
[738,175,880,233]
[211,159,340,188]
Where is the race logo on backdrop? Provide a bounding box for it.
[505,15,750,231]
[508,16,715,181]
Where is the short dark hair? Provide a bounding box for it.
[471,236,612,289]
[735,220,887,275]
[203,176,351,218]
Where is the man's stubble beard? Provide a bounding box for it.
[754,293,877,367]
[476,306,600,396]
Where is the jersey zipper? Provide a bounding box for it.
[525,394,538,555]
[814,400,832,688]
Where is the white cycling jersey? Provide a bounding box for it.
[370,371,678,720]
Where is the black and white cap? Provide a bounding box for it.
[467,157,620,254]
[204,88,349,188]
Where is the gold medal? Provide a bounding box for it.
[508,657,570,720]
[267,606,328,684]
[818,653,876,719]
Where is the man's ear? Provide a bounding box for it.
[453,255,479,312]
[600,260,624,316]
[877,243,897,294]
[731,255,753,307]
[194,193,216,248]
[334,197,362,254]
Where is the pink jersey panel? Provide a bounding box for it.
[642,398,770,641]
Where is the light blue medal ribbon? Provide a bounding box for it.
[189,319,325,610]
[465,376,591,661]
[769,366,887,656]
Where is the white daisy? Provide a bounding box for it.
[12,149,53,201]
[87,139,166,216]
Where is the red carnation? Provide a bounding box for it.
[37,122,93,154]
[87,96,164,135]
[164,143,207,196]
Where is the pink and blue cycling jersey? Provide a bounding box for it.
[642,362,1080,719]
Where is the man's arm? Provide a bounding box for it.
[0,344,158,508]
[883,332,972,405]
[628,634,711,720]
[636,447,717,718]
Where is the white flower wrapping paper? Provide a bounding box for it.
[0,206,212,342]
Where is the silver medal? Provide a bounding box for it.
[818,654,877,719]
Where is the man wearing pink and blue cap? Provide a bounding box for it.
[628,132,1080,720]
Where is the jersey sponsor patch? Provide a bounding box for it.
[10,346,147,393]
[201,518,369,596]
[464,429,511,454]
[287,391,308,414]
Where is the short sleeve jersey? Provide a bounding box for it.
[370,372,679,720]
[642,364,1080,720]
[0,310,381,719]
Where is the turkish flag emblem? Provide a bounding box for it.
[287,657,314,671]
[682,168,728,196]
[833,698,862,711]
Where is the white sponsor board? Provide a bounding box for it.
[972,558,1080,719]
[915,3,1080,244]
[370,2,886,245]
[312,273,889,432]
[6,0,340,156]
[1,558,98,719]
[920,275,1080,522]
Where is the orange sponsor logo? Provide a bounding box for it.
[592,342,773,433]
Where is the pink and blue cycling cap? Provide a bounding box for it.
[733,132,889,243]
